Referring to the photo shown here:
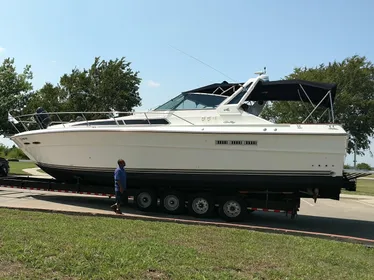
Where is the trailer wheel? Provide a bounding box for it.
[188,193,215,218]
[135,189,157,212]
[161,190,186,214]
[218,196,247,222]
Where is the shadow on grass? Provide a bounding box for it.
[16,192,374,245]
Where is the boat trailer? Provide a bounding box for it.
[0,169,372,222]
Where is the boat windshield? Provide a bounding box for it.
[154,93,227,111]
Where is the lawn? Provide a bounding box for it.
[8,161,39,175]
[355,179,374,195]
[342,179,374,196]
[0,209,373,280]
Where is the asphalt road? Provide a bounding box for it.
[0,186,373,243]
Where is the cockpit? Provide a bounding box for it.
[153,81,266,116]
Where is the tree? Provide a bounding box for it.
[356,162,371,170]
[60,57,141,118]
[0,58,33,136]
[261,55,374,155]
[24,57,142,122]
[24,83,68,113]
[23,83,70,125]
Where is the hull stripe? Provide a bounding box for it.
[36,162,335,177]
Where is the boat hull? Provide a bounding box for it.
[11,126,348,192]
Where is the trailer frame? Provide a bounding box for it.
[0,169,370,222]
[0,175,303,221]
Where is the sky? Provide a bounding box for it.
[0,0,374,165]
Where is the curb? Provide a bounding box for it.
[1,205,373,246]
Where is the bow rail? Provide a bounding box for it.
[8,109,195,134]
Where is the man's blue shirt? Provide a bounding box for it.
[114,167,126,192]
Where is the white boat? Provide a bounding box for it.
[8,72,349,195]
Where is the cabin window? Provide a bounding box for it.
[72,118,169,126]
[72,120,118,126]
[91,120,118,125]
[123,119,169,125]
[123,119,149,125]
[149,119,169,124]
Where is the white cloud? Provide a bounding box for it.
[51,60,57,63]
[147,80,160,88]
[0,47,5,53]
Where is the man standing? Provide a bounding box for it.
[111,159,127,214]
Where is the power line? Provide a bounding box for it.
[168,44,237,83]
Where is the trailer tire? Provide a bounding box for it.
[161,190,186,214]
[188,193,215,218]
[218,196,247,222]
[135,189,157,212]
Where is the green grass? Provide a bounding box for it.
[354,179,374,195]
[342,179,374,196]
[8,161,38,175]
[0,209,373,280]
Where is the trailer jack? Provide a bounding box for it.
[313,188,319,203]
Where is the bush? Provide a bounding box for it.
[0,144,29,160]
[0,145,6,157]
[356,162,371,170]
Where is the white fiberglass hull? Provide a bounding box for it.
[12,125,347,180]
